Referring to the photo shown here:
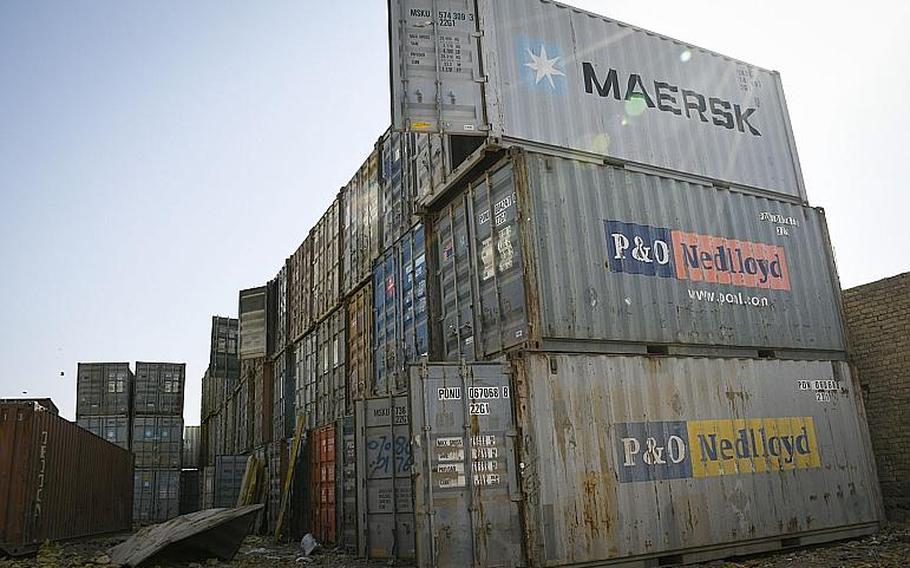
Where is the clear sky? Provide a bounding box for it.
[1,1,908,425]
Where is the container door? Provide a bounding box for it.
[410,363,524,568]
[312,424,337,545]
[339,415,358,553]
[355,396,415,560]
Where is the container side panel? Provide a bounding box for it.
[485,0,804,198]
[517,354,880,565]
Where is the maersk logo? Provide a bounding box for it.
[604,219,792,291]
[615,417,820,483]
[516,37,567,93]
[582,62,762,136]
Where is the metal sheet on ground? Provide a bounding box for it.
[515,353,882,566]
[355,396,415,560]
[410,363,524,568]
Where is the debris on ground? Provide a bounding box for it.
[694,522,910,567]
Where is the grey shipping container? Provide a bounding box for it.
[347,282,373,405]
[132,415,184,469]
[409,363,523,568]
[339,416,358,554]
[313,196,343,323]
[343,146,381,296]
[297,332,318,430]
[75,362,132,417]
[179,469,201,514]
[267,277,279,357]
[512,353,881,566]
[355,396,414,560]
[289,239,313,342]
[77,415,130,450]
[275,265,289,354]
[273,347,295,442]
[431,149,847,359]
[133,469,180,525]
[133,361,186,416]
[374,223,429,397]
[213,455,249,508]
[240,286,268,360]
[201,466,215,510]
[390,0,807,201]
[210,316,240,382]
[317,306,347,426]
[184,425,201,470]
[1,403,133,556]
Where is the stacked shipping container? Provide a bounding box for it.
[75,362,132,450]
[197,1,881,565]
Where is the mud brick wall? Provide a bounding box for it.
[843,272,910,521]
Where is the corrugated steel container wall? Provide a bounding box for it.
[240,286,268,360]
[201,467,215,510]
[273,348,295,442]
[75,362,132,417]
[133,469,179,525]
[179,469,201,515]
[133,362,186,416]
[475,0,807,200]
[289,239,313,342]
[347,283,373,405]
[344,146,382,296]
[522,152,846,352]
[76,415,130,450]
[514,353,881,565]
[210,316,240,382]
[388,0,484,134]
[183,425,201,470]
[131,415,184,469]
[274,267,289,355]
[355,396,415,560]
[267,277,279,358]
[317,307,347,426]
[311,424,337,545]
[373,224,429,397]
[339,415,358,553]
[299,332,318,430]
[431,158,528,362]
[0,404,133,555]
[255,360,274,447]
[381,131,448,251]
[267,440,288,534]
[431,150,847,356]
[213,455,248,508]
[313,197,343,323]
[409,363,524,568]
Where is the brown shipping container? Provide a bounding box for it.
[311,424,337,545]
[0,403,133,555]
[347,282,372,407]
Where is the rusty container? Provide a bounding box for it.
[311,424,337,545]
[0,403,133,555]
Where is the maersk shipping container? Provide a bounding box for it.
[240,286,268,360]
[317,306,347,426]
[374,223,429,397]
[390,0,807,202]
[75,362,132,417]
[133,469,179,525]
[344,146,381,296]
[289,239,313,342]
[313,196,343,323]
[0,403,133,556]
[430,149,846,360]
[77,414,130,450]
[133,361,186,416]
[132,415,184,469]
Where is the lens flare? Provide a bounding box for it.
[624,95,648,117]
[680,50,692,62]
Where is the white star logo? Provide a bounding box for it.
[524,45,565,88]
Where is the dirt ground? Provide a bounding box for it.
[1,523,907,567]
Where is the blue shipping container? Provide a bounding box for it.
[373,223,428,396]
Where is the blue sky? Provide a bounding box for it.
[1,1,907,424]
